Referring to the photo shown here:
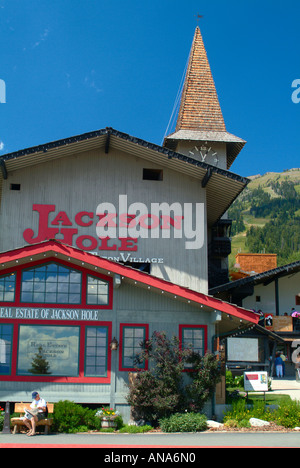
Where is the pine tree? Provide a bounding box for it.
[28,345,51,375]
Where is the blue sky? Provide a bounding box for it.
[0,0,299,177]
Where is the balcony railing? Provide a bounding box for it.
[259,315,300,334]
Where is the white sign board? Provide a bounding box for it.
[227,338,259,362]
[244,372,268,392]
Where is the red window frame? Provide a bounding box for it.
[119,323,149,372]
[0,258,113,310]
[0,258,114,383]
[0,318,112,383]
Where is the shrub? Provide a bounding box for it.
[186,352,221,412]
[223,399,273,425]
[52,400,97,433]
[126,370,183,423]
[126,332,189,422]
[119,424,153,433]
[126,331,221,424]
[224,418,238,428]
[113,415,124,430]
[159,413,207,433]
[234,374,244,388]
[226,370,244,389]
[274,400,300,428]
[226,370,235,387]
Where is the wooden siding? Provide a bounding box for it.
[0,146,208,293]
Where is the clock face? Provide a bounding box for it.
[189,144,219,166]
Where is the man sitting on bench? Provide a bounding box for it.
[23,392,47,437]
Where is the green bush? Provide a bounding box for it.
[223,398,300,429]
[226,370,244,389]
[119,424,153,433]
[0,413,4,431]
[52,400,97,433]
[52,401,124,433]
[159,413,207,433]
[226,370,235,388]
[273,400,300,428]
[223,399,272,426]
[127,331,221,424]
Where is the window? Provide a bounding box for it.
[10,183,21,191]
[0,324,13,375]
[143,168,163,181]
[87,275,109,305]
[296,295,300,306]
[85,326,108,377]
[21,263,82,304]
[120,324,148,370]
[0,320,111,383]
[17,324,80,377]
[0,262,112,309]
[179,325,207,369]
[0,273,16,302]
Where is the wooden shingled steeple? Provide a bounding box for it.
[176,26,226,133]
[164,26,246,169]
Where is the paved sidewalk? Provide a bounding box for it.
[271,377,300,400]
[0,431,300,448]
[1,378,300,449]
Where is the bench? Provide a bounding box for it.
[11,403,54,435]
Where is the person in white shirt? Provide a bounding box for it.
[23,391,47,436]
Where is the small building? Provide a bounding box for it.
[224,324,284,377]
[211,261,300,376]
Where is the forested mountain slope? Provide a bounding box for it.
[228,169,300,268]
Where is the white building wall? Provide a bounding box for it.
[242,271,300,316]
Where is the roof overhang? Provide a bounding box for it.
[210,261,300,297]
[0,240,259,327]
[0,127,249,227]
[216,322,285,344]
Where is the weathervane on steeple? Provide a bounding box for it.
[195,14,203,25]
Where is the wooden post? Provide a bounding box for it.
[275,278,279,316]
[2,402,10,434]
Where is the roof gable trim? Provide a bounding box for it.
[0,240,259,324]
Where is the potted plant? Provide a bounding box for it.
[96,407,119,428]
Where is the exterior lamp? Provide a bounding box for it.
[110,337,119,351]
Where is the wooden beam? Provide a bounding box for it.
[201,167,212,187]
[105,128,111,154]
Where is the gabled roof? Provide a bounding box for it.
[0,127,249,227]
[0,239,259,326]
[163,27,246,168]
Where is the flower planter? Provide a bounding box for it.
[101,417,117,429]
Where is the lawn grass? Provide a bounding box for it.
[248,392,291,405]
[226,388,291,406]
